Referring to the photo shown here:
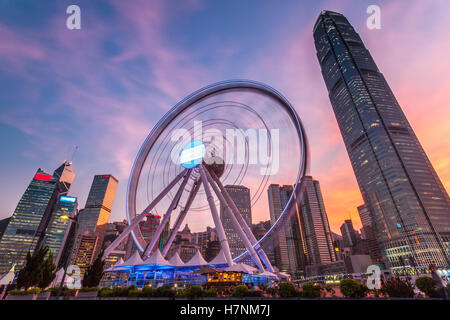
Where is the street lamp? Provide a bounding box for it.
[56,212,79,299]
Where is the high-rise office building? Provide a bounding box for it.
[220,185,252,259]
[340,220,357,248]
[298,176,336,267]
[0,161,74,273]
[358,204,382,262]
[314,11,449,268]
[0,217,11,241]
[268,184,306,276]
[72,174,118,272]
[41,195,78,267]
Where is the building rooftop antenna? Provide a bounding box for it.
[69,145,79,164]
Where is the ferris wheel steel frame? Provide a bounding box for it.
[103,80,309,273]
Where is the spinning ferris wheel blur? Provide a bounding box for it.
[104,80,309,272]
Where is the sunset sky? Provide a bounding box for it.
[1,0,450,234]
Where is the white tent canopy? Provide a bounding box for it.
[258,271,278,278]
[117,251,143,267]
[168,252,185,267]
[49,268,75,287]
[139,249,170,266]
[225,263,258,274]
[0,264,15,285]
[208,250,228,265]
[185,250,208,266]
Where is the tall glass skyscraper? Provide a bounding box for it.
[314,11,449,268]
[220,185,252,259]
[72,174,118,272]
[268,184,306,276]
[298,176,336,267]
[41,195,78,267]
[0,161,75,273]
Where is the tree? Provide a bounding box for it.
[340,279,368,298]
[300,283,321,298]
[16,246,50,289]
[415,276,438,298]
[279,282,298,298]
[381,278,415,298]
[38,251,56,289]
[81,249,105,288]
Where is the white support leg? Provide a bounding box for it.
[209,169,275,272]
[201,164,266,272]
[143,170,192,257]
[161,178,201,257]
[199,165,234,267]
[103,169,188,259]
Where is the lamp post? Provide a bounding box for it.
[56,212,78,299]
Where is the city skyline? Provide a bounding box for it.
[1,0,450,235]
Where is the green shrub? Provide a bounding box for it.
[247,290,263,297]
[415,277,437,297]
[143,286,155,297]
[8,288,41,295]
[381,278,414,298]
[155,285,175,297]
[128,288,142,298]
[202,288,218,298]
[266,287,278,297]
[175,288,189,298]
[112,286,129,297]
[187,285,203,299]
[340,279,368,298]
[232,285,249,297]
[279,282,297,298]
[98,287,113,298]
[300,283,321,298]
[79,286,100,292]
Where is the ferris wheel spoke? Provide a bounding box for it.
[143,170,193,257]
[198,164,234,267]
[201,163,266,272]
[209,168,275,272]
[103,169,188,259]
[161,178,202,257]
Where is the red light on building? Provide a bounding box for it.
[34,173,52,181]
[104,175,110,178]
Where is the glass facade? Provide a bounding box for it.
[0,161,74,273]
[298,176,336,266]
[41,196,78,267]
[314,11,449,268]
[72,174,118,269]
[220,185,252,259]
[268,184,306,276]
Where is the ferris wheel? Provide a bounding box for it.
[104,80,309,273]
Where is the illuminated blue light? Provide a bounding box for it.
[396,223,402,229]
[180,140,205,169]
[60,195,77,203]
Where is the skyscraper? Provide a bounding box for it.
[220,185,252,259]
[72,174,118,272]
[268,184,306,276]
[0,161,74,273]
[41,195,78,267]
[340,220,357,248]
[314,11,449,268]
[298,176,336,266]
[358,204,382,262]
